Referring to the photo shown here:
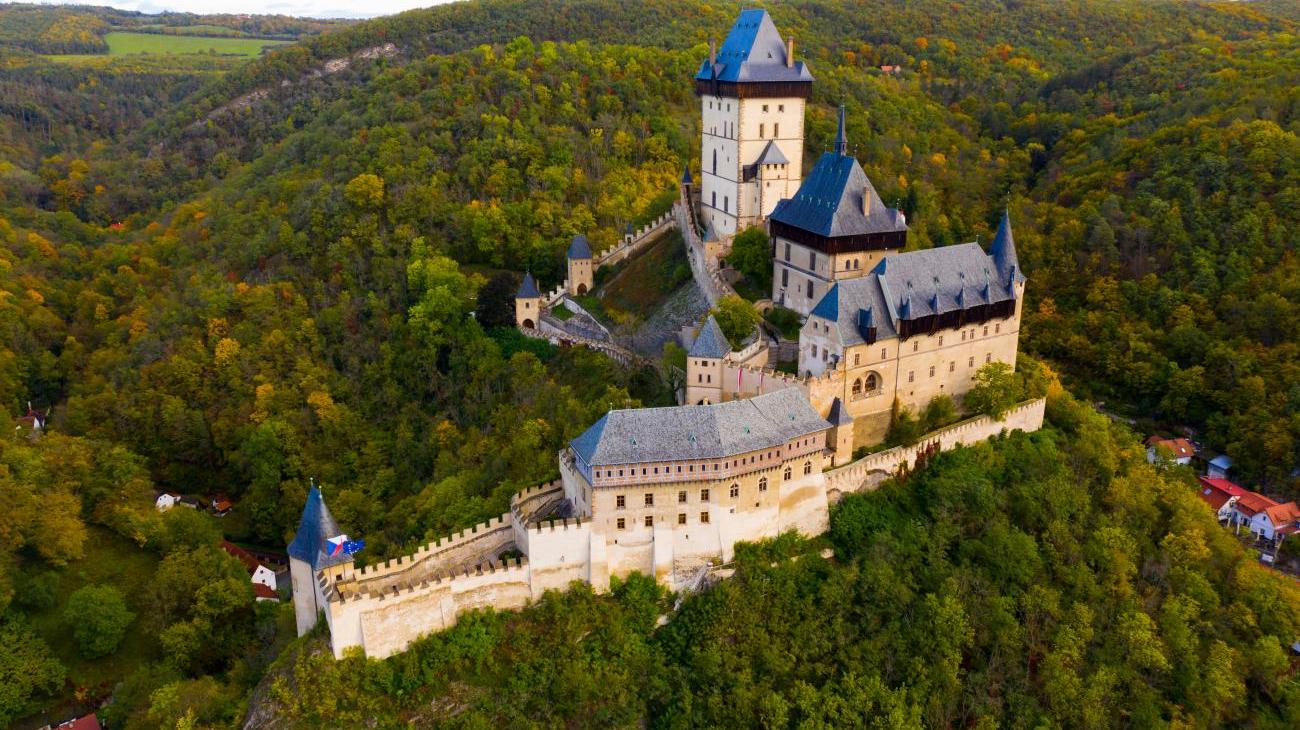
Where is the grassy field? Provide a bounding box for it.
[46,31,289,62]
[596,229,690,320]
[26,525,161,717]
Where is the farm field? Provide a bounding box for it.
[45,31,288,62]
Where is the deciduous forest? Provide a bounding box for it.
[0,0,1296,726]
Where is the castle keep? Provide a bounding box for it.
[291,9,1040,661]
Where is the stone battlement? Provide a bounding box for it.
[336,556,530,606]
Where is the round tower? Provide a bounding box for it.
[287,485,354,637]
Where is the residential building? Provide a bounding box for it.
[1146,436,1196,465]
[1207,454,1233,479]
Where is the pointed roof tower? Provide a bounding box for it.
[989,209,1025,284]
[695,9,813,92]
[681,164,693,185]
[834,103,848,157]
[288,486,351,570]
[689,314,731,358]
[517,271,540,298]
[567,234,593,260]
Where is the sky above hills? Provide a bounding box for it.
[30,0,454,19]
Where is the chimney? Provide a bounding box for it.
[709,37,716,66]
[786,37,794,68]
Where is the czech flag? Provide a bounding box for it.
[327,534,365,556]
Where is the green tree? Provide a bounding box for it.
[64,584,135,658]
[0,619,65,727]
[475,271,519,329]
[964,361,1022,419]
[344,173,385,209]
[709,295,760,350]
[728,227,772,293]
[922,394,958,430]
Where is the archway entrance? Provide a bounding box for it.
[576,283,588,295]
[522,319,535,329]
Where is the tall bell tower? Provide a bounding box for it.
[695,9,813,237]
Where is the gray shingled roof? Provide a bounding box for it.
[287,487,351,570]
[755,140,790,166]
[567,234,592,259]
[689,315,731,358]
[989,210,1025,284]
[827,397,853,426]
[695,9,813,85]
[570,388,829,467]
[873,243,1015,321]
[808,276,898,346]
[769,108,908,239]
[517,271,540,298]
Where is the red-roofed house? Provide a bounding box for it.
[1146,436,1196,466]
[1252,501,1300,542]
[211,495,233,516]
[252,583,279,602]
[221,541,278,596]
[54,712,102,730]
[1196,476,1247,520]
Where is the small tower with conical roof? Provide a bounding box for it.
[989,209,1026,316]
[288,484,353,637]
[515,272,541,329]
[826,397,855,466]
[685,314,730,405]
[567,234,594,296]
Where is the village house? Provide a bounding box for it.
[1196,476,1247,521]
[1145,435,1196,466]
[15,402,46,439]
[1207,454,1233,479]
[1251,502,1300,543]
[221,541,280,600]
[154,491,181,512]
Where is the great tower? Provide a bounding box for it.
[695,9,812,237]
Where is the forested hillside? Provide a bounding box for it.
[1,0,1297,726]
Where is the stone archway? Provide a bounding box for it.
[522,318,535,329]
[576,283,588,295]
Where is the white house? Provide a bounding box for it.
[155,492,181,512]
[222,541,279,594]
[1145,436,1195,466]
[1249,501,1300,542]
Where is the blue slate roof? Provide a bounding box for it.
[517,272,540,298]
[567,234,592,259]
[769,107,907,239]
[807,276,898,346]
[695,9,813,84]
[288,487,351,570]
[682,165,693,184]
[689,315,731,358]
[827,397,854,426]
[989,210,1025,284]
[570,388,829,467]
[873,243,1015,322]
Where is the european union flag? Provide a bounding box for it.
[341,539,365,555]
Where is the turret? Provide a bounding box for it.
[288,485,352,637]
[566,234,594,296]
[989,209,1024,289]
[685,314,730,405]
[515,272,541,329]
[826,397,855,466]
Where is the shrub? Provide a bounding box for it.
[64,584,134,658]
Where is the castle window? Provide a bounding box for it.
[866,372,879,390]
[678,513,687,525]
[724,196,729,213]
[618,469,624,476]
[653,467,658,474]
[617,518,626,530]
[995,324,1001,334]
[645,515,654,528]
[938,336,944,346]
[759,477,768,492]
[595,471,600,478]
[881,348,886,359]
[961,331,966,341]
[969,356,974,367]
[913,342,918,352]
[909,371,915,383]
[809,251,816,269]
[689,464,694,472]
[712,191,717,208]
[701,512,711,524]
[986,353,992,363]
[645,493,654,507]
[729,484,739,498]
[807,281,814,299]
[852,378,862,396]
[929,366,935,377]
[785,243,791,261]
[616,495,625,509]
[712,149,717,175]
[774,122,779,136]
[950,362,955,373]
[778,104,785,112]
[762,104,769,112]
[759,123,765,138]
[701,488,710,502]
[803,461,812,475]
[678,490,687,503]
[983,326,989,336]
[783,466,792,480]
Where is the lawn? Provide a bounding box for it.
[45,31,289,62]
[26,525,161,712]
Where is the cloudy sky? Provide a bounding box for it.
[31,0,455,19]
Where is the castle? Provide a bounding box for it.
[290,9,1041,661]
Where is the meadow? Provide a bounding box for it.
[45,31,288,62]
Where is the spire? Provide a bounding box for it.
[835,104,848,157]
[681,164,693,185]
[567,234,592,260]
[287,486,351,570]
[989,208,1025,284]
[517,271,540,299]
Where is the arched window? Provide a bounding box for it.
[803,461,812,475]
[852,378,863,396]
[866,372,879,391]
[758,477,768,492]
[783,466,792,480]
[712,148,717,175]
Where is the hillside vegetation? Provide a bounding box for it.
[0,0,1297,726]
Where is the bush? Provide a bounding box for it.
[17,572,58,611]
[710,295,761,349]
[763,306,802,341]
[728,227,772,292]
[922,394,959,430]
[64,584,135,659]
[887,399,924,447]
